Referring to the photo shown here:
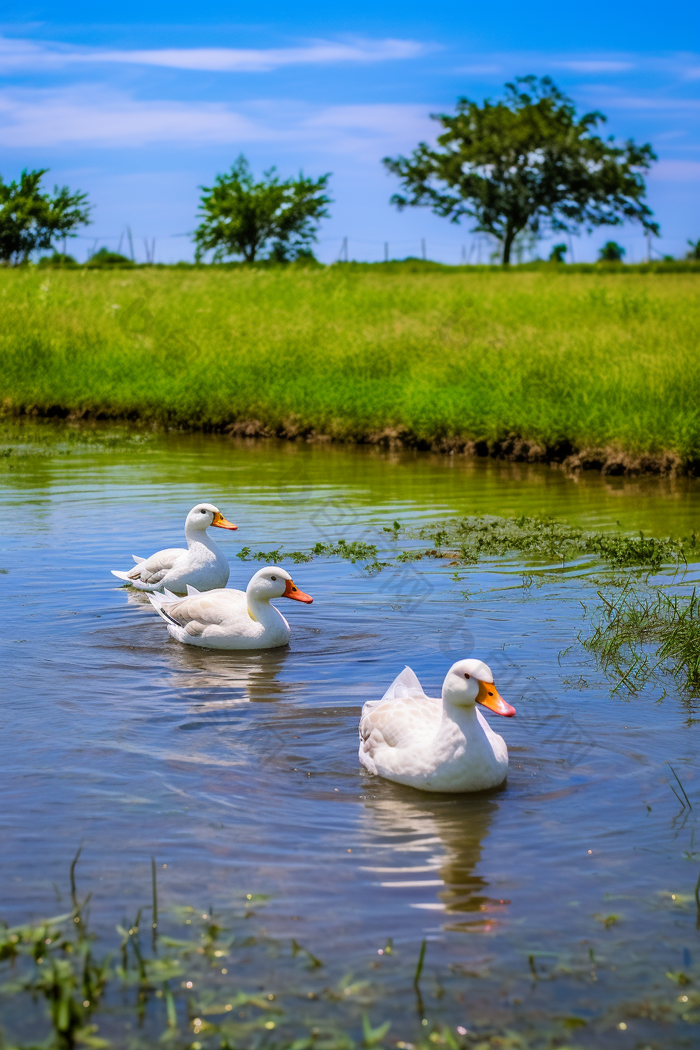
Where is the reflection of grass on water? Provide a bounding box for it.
[581,584,700,697]
[0,420,153,466]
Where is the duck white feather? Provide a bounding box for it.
[147,566,313,649]
[359,659,515,793]
[111,503,237,594]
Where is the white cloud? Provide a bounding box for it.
[0,87,433,154]
[0,89,264,147]
[453,64,504,76]
[551,60,634,73]
[597,94,700,111]
[0,34,426,73]
[650,159,700,182]
[305,104,430,135]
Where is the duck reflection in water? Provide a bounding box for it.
[360,789,507,933]
[162,644,291,707]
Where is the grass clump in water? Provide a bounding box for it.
[582,583,700,696]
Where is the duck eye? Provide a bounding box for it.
[270,575,277,581]
[201,509,206,513]
[464,673,470,680]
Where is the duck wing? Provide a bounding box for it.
[136,548,187,584]
[149,588,245,636]
[112,547,186,587]
[360,666,441,751]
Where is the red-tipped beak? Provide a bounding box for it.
[211,511,237,531]
[283,578,313,604]
[476,679,516,717]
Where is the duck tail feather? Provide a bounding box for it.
[148,593,181,627]
[381,665,425,702]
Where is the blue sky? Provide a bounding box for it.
[2,2,699,263]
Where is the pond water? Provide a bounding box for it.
[1,424,700,1047]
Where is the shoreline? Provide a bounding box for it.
[3,407,693,477]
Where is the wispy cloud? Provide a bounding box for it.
[0,34,426,74]
[551,60,634,73]
[0,87,433,154]
[650,159,700,181]
[615,96,700,111]
[0,88,262,146]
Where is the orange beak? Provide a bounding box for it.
[211,511,237,531]
[476,678,515,717]
[283,578,313,604]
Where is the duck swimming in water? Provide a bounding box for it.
[111,502,237,594]
[359,659,515,793]
[147,566,313,649]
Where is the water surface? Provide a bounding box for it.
[1,425,699,1046]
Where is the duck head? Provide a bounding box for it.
[247,566,313,604]
[185,503,237,532]
[442,659,515,716]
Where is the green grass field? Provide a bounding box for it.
[1,266,699,463]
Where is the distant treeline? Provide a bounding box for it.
[34,255,700,275]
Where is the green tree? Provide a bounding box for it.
[0,168,91,265]
[193,156,332,264]
[383,76,659,265]
[549,243,567,263]
[87,247,134,267]
[687,238,700,261]
[598,241,625,262]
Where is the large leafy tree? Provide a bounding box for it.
[0,169,91,265]
[384,76,659,265]
[194,156,332,264]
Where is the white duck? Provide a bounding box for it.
[147,566,313,649]
[111,503,237,594]
[359,659,515,793]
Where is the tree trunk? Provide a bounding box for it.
[502,226,516,266]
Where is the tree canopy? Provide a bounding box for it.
[383,76,659,265]
[599,240,626,262]
[193,156,332,264]
[0,169,91,265]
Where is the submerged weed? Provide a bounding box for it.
[582,583,700,695]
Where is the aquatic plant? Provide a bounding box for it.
[581,582,700,696]
[414,514,694,571]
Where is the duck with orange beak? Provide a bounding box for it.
[359,659,515,792]
[148,566,313,649]
[111,502,237,594]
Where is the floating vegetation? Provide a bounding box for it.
[581,583,700,696]
[414,515,694,571]
[228,515,698,582]
[237,539,386,573]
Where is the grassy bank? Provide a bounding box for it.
[1,267,700,469]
